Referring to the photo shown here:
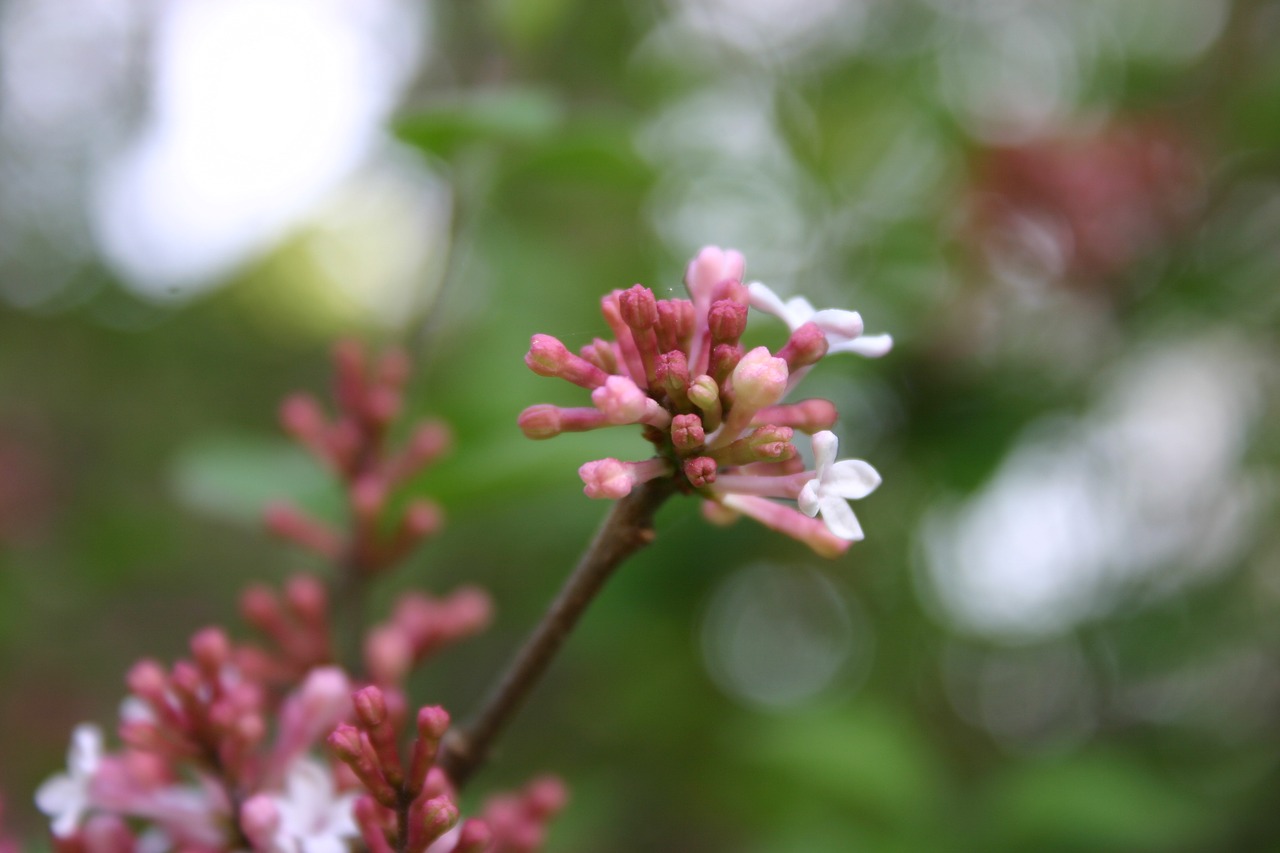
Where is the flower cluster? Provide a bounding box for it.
[268,341,451,573]
[518,246,888,557]
[325,686,566,853]
[33,343,564,852]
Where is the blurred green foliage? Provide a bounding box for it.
[4,0,1280,850]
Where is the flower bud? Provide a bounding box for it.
[683,457,717,487]
[730,347,788,411]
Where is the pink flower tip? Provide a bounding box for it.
[590,376,648,424]
[190,627,230,670]
[517,405,562,439]
[279,393,325,435]
[417,705,451,741]
[731,347,789,410]
[454,819,493,853]
[578,458,634,499]
[685,246,746,299]
[353,686,389,727]
[239,794,281,845]
[526,776,569,817]
[525,334,573,377]
[365,625,413,685]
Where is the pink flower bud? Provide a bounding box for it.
[578,458,634,499]
[364,386,402,425]
[776,321,830,370]
[517,404,563,439]
[351,474,388,519]
[354,686,389,728]
[403,500,444,540]
[264,502,343,560]
[365,625,413,686]
[81,814,134,853]
[683,457,718,487]
[709,343,743,384]
[279,394,326,440]
[449,819,493,853]
[591,376,649,424]
[578,338,618,374]
[525,335,610,389]
[731,347,789,411]
[190,627,230,675]
[240,795,281,852]
[671,414,705,452]
[525,776,569,818]
[414,795,460,848]
[750,398,839,433]
[684,246,745,301]
[284,574,328,625]
[655,351,691,407]
[619,284,658,330]
[687,375,723,431]
[708,299,748,345]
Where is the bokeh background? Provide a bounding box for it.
[3,0,1280,849]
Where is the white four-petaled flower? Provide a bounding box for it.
[799,431,882,540]
[271,757,360,853]
[35,723,103,837]
[747,281,893,357]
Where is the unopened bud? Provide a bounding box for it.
[671,414,705,452]
[683,457,718,488]
[619,284,658,330]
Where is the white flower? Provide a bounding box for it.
[271,758,360,853]
[798,431,881,540]
[747,281,893,357]
[35,724,103,837]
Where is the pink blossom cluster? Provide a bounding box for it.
[325,686,566,853]
[519,246,889,557]
[34,343,565,852]
[269,341,451,571]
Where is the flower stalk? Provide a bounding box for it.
[441,478,677,788]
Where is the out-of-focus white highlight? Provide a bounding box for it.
[701,563,869,708]
[921,335,1268,639]
[93,0,424,296]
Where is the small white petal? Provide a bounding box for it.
[825,460,881,500]
[35,775,77,817]
[811,431,839,472]
[798,479,821,517]
[747,281,790,319]
[810,308,864,340]
[782,296,818,329]
[832,333,893,358]
[818,493,864,540]
[69,725,103,776]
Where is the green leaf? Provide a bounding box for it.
[168,433,338,526]
[395,88,565,158]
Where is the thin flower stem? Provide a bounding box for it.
[440,479,676,789]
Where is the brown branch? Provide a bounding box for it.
[440,479,677,788]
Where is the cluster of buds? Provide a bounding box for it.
[34,343,566,851]
[519,246,888,557]
[269,341,451,574]
[238,574,334,683]
[36,625,357,850]
[237,573,492,694]
[363,588,492,686]
[324,686,565,853]
[326,686,480,853]
[968,120,1202,287]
